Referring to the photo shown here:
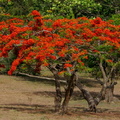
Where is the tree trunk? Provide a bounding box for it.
[48,66,62,112]
[62,70,77,114]
[105,87,114,103]
[54,77,62,112]
[98,56,117,103]
[104,82,117,103]
[94,84,106,106]
[76,79,117,112]
[76,81,97,112]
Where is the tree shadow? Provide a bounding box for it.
[16,74,120,102]
[32,90,84,100]
[72,106,120,116]
[114,94,120,100]
[0,103,86,115]
[72,90,120,101]
[16,73,100,87]
[78,77,100,87]
[32,89,120,101]
[0,103,120,116]
[33,91,56,97]
[0,104,55,114]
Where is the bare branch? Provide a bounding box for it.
[108,61,120,80]
[99,55,108,83]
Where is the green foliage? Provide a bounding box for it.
[0,0,119,20]
[43,0,102,19]
[0,50,16,73]
[95,0,120,19]
[0,0,35,21]
[97,44,113,52]
[0,0,102,20]
[109,14,120,25]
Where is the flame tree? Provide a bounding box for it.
[0,10,120,113]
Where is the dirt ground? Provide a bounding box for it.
[0,74,120,120]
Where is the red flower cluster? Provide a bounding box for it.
[0,10,119,75]
[31,10,41,16]
[64,63,72,68]
[8,59,21,75]
[106,59,113,63]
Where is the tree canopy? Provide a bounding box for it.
[0,1,120,113]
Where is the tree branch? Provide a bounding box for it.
[99,55,108,83]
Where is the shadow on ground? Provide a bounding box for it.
[16,73,100,87]
[0,104,54,114]
[0,103,120,117]
[32,90,120,101]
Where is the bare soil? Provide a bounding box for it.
[0,74,120,120]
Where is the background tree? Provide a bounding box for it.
[0,0,120,21]
[95,0,120,19]
[0,0,102,20]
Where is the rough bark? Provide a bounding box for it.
[98,57,116,103]
[62,70,77,114]
[104,81,117,103]
[54,76,62,112]
[96,77,117,103]
[94,84,106,105]
[48,66,62,112]
[76,81,97,112]
[105,87,114,103]
[76,77,118,112]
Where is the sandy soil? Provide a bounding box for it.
[0,74,120,120]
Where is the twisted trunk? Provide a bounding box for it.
[76,81,97,112]
[62,70,77,114]
[98,55,117,103]
[76,78,117,112]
